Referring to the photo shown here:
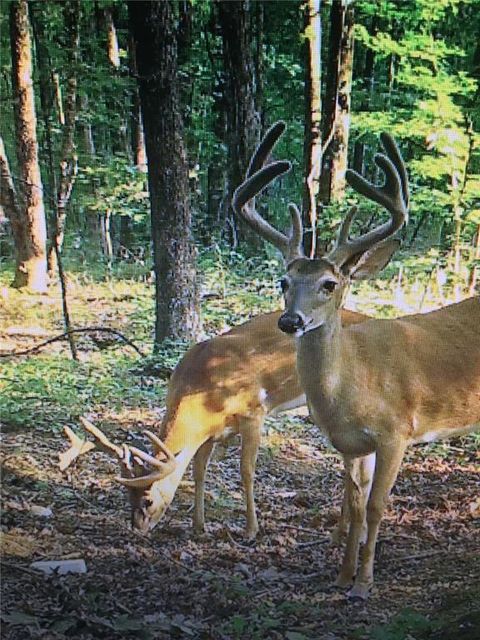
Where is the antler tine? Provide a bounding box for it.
[79,416,123,458]
[58,426,95,471]
[233,161,294,256]
[247,120,286,178]
[336,206,358,246]
[115,431,176,488]
[128,445,175,471]
[233,121,304,262]
[380,132,409,210]
[143,429,175,462]
[332,135,408,264]
[116,448,175,488]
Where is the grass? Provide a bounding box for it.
[0,247,476,435]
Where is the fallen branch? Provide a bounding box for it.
[0,327,145,358]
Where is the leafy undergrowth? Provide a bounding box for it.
[1,257,479,639]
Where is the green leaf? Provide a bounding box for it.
[2,611,40,626]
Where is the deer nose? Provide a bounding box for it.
[278,312,304,334]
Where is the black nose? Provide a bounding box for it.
[278,312,304,334]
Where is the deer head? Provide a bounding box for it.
[61,417,176,532]
[233,122,409,335]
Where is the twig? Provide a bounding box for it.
[0,560,44,578]
[54,241,78,361]
[225,527,256,550]
[389,549,445,563]
[296,537,329,548]
[275,522,324,535]
[0,327,145,358]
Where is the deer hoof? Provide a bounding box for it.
[348,581,371,600]
[334,571,353,588]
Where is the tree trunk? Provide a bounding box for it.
[128,36,147,172]
[105,7,120,68]
[129,0,199,345]
[318,0,354,204]
[9,0,48,292]
[352,15,377,175]
[47,0,80,276]
[217,0,262,249]
[303,0,322,257]
[0,137,23,261]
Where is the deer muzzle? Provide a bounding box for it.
[278,312,305,334]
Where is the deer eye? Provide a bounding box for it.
[321,280,337,293]
[279,278,289,293]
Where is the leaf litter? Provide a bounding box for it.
[1,416,479,640]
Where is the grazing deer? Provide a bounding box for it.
[233,121,480,597]
[60,308,366,538]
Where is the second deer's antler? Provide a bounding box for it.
[59,417,176,487]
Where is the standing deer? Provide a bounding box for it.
[233,121,480,597]
[61,308,366,538]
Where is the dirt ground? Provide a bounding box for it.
[1,413,479,640]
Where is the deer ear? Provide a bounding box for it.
[349,238,400,280]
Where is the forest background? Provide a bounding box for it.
[1,1,479,639]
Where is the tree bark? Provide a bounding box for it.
[128,36,147,172]
[217,0,262,249]
[318,0,354,204]
[0,137,23,259]
[47,0,80,275]
[303,0,322,256]
[129,0,199,345]
[9,0,48,292]
[105,7,120,68]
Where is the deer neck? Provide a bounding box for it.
[150,436,208,509]
[296,312,345,401]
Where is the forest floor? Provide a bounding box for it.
[1,259,479,640]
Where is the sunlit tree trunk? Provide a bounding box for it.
[129,0,199,345]
[128,37,147,172]
[105,7,120,68]
[319,0,354,204]
[9,0,47,292]
[303,0,322,257]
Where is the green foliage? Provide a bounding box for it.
[0,352,165,431]
[77,156,149,221]
[369,608,432,640]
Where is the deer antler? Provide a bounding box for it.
[59,417,176,488]
[59,426,95,471]
[232,121,304,263]
[330,133,409,265]
[116,430,176,488]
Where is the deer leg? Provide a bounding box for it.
[331,455,351,545]
[349,441,406,599]
[335,455,368,587]
[192,438,215,534]
[332,453,375,546]
[240,417,262,539]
